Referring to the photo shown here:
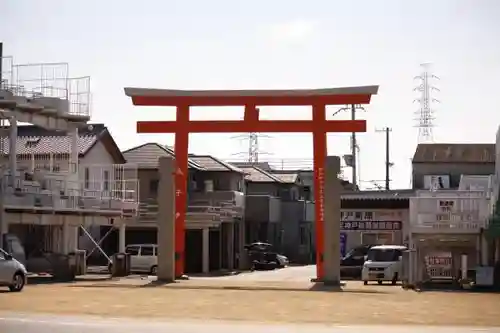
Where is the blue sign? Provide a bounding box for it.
[340,233,347,257]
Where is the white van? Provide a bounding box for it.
[361,245,407,285]
[125,244,158,275]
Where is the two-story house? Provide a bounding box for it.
[234,164,314,263]
[2,124,138,266]
[121,143,245,274]
[407,143,494,285]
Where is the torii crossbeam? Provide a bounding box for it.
[125,86,378,281]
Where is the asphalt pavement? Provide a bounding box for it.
[0,313,498,333]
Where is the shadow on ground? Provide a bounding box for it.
[27,275,112,286]
[64,280,392,294]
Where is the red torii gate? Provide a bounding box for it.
[125,86,378,280]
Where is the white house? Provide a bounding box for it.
[1,123,138,263]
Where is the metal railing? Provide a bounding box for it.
[138,195,243,224]
[411,220,484,231]
[1,174,138,216]
[0,57,91,118]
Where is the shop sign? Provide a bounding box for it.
[340,220,402,231]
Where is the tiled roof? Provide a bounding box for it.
[188,155,245,173]
[240,166,283,183]
[270,172,299,184]
[122,143,204,170]
[413,143,495,163]
[0,123,106,156]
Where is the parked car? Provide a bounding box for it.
[362,245,407,285]
[110,244,158,275]
[245,242,289,270]
[340,244,375,279]
[0,248,28,292]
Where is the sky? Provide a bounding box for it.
[1,0,500,189]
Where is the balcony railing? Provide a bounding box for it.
[411,220,484,233]
[0,171,138,216]
[138,193,244,225]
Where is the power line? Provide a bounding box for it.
[414,63,440,143]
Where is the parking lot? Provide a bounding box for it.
[1,266,500,327]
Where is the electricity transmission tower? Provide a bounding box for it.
[414,63,440,143]
[231,108,272,163]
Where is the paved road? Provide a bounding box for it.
[195,265,317,282]
[1,313,497,333]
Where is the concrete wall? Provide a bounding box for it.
[246,182,280,196]
[245,195,281,223]
[413,162,495,189]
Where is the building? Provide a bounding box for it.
[0,58,138,275]
[120,143,245,274]
[412,143,495,190]
[233,164,314,263]
[407,143,494,284]
[340,190,412,256]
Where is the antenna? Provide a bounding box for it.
[414,63,440,143]
[231,108,272,163]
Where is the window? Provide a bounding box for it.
[237,180,244,192]
[367,248,402,262]
[354,212,362,219]
[364,212,373,220]
[149,179,159,196]
[84,167,90,189]
[103,171,110,191]
[439,200,454,212]
[125,246,139,256]
[141,246,155,256]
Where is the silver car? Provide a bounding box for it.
[0,248,27,292]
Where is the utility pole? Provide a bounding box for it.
[333,104,365,190]
[376,127,393,190]
[350,104,357,189]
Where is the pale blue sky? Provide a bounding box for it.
[1,0,500,189]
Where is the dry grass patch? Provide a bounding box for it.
[1,283,499,326]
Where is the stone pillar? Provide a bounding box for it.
[202,227,210,274]
[119,223,126,253]
[322,156,341,286]
[227,222,235,270]
[157,156,176,282]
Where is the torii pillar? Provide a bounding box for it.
[125,86,378,283]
